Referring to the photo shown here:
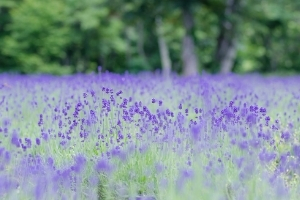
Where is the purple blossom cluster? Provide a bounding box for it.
[0,73,300,199]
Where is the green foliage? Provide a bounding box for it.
[2,0,70,74]
[1,0,300,74]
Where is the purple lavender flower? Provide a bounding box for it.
[292,145,300,159]
[116,90,123,96]
[95,158,112,173]
[281,131,290,142]
[11,131,20,148]
[72,155,86,173]
[36,138,41,145]
[190,124,201,140]
[158,100,162,106]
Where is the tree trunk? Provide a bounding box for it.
[181,8,199,76]
[137,20,150,69]
[219,38,237,74]
[156,17,172,77]
[98,51,106,72]
[125,28,132,65]
[215,0,240,74]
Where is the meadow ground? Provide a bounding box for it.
[0,72,300,200]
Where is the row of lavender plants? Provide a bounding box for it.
[0,72,300,200]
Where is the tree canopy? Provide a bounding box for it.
[0,0,300,75]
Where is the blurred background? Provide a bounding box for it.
[0,0,300,75]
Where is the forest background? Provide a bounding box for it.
[0,0,300,76]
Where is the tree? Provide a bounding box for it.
[2,0,128,74]
[120,0,173,74]
[176,0,200,76]
[214,0,241,74]
[2,0,72,74]
[64,0,127,73]
[232,0,300,74]
[0,0,20,73]
[1,0,300,75]
[156,17,172,77]
[122,0,201,76]
[201,0,242,74]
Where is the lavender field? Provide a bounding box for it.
[0,73,300,200]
